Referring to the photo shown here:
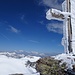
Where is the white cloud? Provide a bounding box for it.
[0,33,9,40]
[31,51,45,56]
[31,51,39,55]
[39,0,62,10]
[29,40,39,43]
[9,25,20,34]
[46,23,63,34]
[21,15,25,20]
[38,0,63,34]
[20,15,28,24]
[38,21,44,25]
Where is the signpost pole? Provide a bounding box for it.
[67,0,72,53]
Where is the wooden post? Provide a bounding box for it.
[67,0,72,53]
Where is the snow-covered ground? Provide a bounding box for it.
[0,53,40,75]
[1,51,75,75]
[54,53,75,69]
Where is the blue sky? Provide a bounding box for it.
[0,0,64,53]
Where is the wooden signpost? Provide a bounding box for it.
[46,0,73,54]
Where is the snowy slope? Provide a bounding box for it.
[0,54,40,75]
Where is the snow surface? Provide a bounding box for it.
[0,54,40,75]
[1,51,75,75]
[55,53,75,69]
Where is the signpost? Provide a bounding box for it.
[46,0,74,54]
[67,0,72,53]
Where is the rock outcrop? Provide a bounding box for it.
[36,57,66,75]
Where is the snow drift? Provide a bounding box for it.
[0,53,40,75]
